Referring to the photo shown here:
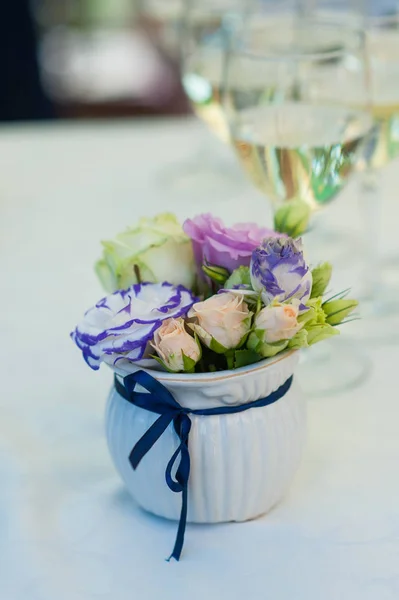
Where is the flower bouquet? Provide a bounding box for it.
[72,213,357,561]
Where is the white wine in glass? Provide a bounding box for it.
[232,103,372,211]
[311,6,399,339]
[320,23,399,170]
[301,4,399,169]
[225,18,373,214]
[366,26,399,169]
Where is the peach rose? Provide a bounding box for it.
[255,301,303,343]
[188,292,252,350]
[151,318,201,372]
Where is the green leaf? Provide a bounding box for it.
[323,288,351,304]
[210,337,229,354]
[274,199,312,237]
[224,266,252,290]
[247,331,260,352]
[235,313,254,349]
[226,350,235,370]
[254,328,265,341]
[255,293,262,316]
[190,323,212,349]
[310,262,333,299]
[234,349,262,369]
[182,352,197,373]
[150,354,176,373]
[323,299,359,326]
[306,324,340,346]
[193,332,203,360]
[247,328,270,352]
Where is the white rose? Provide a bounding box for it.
[151,318,201,372]
[188,292,252,350]
[95,213,195,292]
[255,300,303,343]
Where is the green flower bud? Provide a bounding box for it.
[300,297,326,328]
[310,262,333,299]
[323,299,359,326]
[247,332,289,357]
[306,324,340,346]
[202,263,230,285]
[288,328,308,350]
[259,340,290,358]
[274,199,312,237]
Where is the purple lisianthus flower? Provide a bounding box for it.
[251,237,312,308]
[183,213,279,276]
[71,282,196,370]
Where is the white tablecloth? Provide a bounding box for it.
[1,118,398,600]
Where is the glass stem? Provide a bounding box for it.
[359,168,382,305]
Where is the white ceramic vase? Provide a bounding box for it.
[105,349,306,524]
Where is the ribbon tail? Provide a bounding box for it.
[167,482,188,562]
[130,413,174,469]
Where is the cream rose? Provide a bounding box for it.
[151,318,201,372]
[188,292,252,351]
[255,301,303,343]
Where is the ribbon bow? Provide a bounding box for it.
[114,369,293,561]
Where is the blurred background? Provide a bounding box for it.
[3,0,395,123]
[1,0,191,122]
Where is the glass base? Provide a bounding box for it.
[297,337,372,398]
[379,255,399,288]
[350,258,399,344]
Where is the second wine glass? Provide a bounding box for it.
[223,15,374,395]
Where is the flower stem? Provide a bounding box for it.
[226,351,235,370]
[133,264,142,284]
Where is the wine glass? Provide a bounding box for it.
[356,10,399,340]
[300,1,399,341]
[225,17,372,214]
[224,15,375,395]
[136,0,251,198]
[181,6,233,145]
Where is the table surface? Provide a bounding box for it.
[1,117,399,600]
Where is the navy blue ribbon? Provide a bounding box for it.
[114,369,293,561]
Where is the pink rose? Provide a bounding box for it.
[151,318,201,372]
[183,213,279,275]
[188,292,252,350]
[255,301,303,343]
